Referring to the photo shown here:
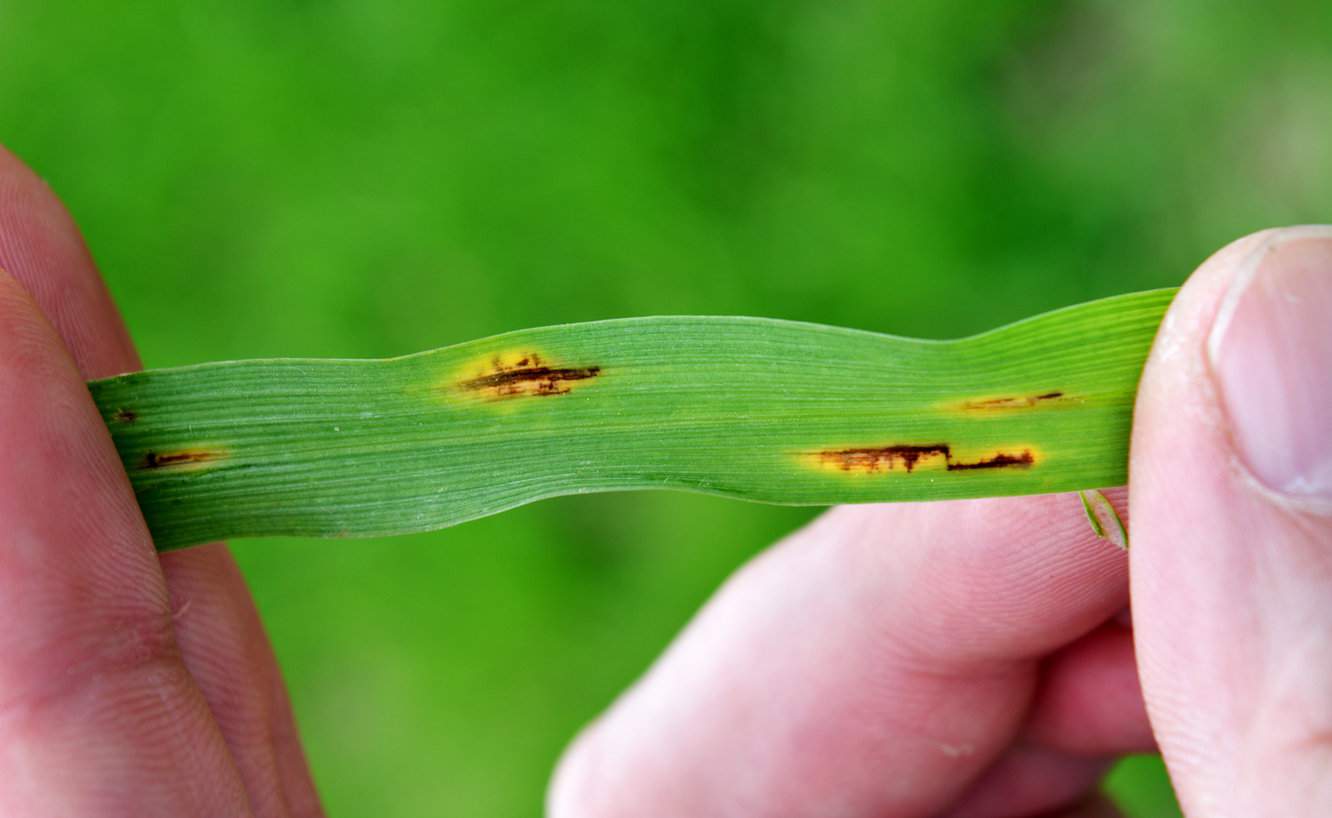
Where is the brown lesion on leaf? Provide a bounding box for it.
[112,408,138,424]
[809,443,1037,474]
[959,391,1077,411]
[139,447,228,470]
[817,444,952,473]
[944,450,1035,470]
[456,351,602,400]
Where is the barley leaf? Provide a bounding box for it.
[89,288,1176,550]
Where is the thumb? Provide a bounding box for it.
[1130,226,1332,816]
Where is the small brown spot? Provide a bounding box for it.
[113,408,138,424]
[961,391,1071,411]
[458,352,601,400]
[140,449,225,470]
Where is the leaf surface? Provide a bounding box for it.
[89,288,1177,550]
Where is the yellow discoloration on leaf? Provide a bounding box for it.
[949,391,1082,412]
[799,443,1041,475]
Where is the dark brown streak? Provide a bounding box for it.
[818,444,1035,473]
[820,444,952,473]
[459,361,602,398]
[964,391,1067,410]
[140,450,222,469]
[113,408,138,424]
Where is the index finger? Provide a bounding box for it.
[549,491,1132,817]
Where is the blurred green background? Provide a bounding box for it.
[3,0,1330,814]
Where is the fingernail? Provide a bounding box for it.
[1209,226,1332,501]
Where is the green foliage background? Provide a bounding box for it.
[3,1,1330,814]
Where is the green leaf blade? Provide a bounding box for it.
[89,288,1177,550]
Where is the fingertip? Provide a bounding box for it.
[546,721,607,818]
[1129,226,1332,815]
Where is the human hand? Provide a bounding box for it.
[549,227,1332,817]
[0,147,323,816]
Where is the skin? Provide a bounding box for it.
[0,144,1326,816]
